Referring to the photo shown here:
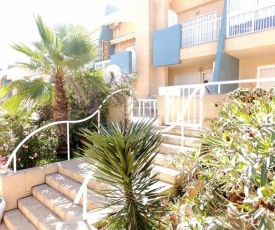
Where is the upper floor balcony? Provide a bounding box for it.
[153,0,275,67]
[227,0,275,37]
[94,50,135,74]
[225,0,275,58]
[94,60,110,70]
[182,12,222,48]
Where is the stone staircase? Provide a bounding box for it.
[153,126,202,184]
[0,126,201,230]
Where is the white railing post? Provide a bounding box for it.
[199,85,204,128]
[181,120,184,148]
[13,156,16,173]
[74,171,92,220]
[98,111,100,131]
[138,100,141,117]
[83,186,87,220]
[67,122,70,160]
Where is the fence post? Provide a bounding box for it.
[67,122,70,160]
[13,156,16,173]
[98,111,101,132]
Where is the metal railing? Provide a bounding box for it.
[159,84,204,128]
[133,99,158,118]
[160,78,275,131]
[3,88,131,173]
[94,60,111,70]
[74,171,92,220]
[227,3,275,37]
[75,77,275,221]
[182,17,222,48]
[160,87,202,149]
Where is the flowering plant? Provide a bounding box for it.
[0,108,59,170]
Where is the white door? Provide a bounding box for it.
[257,65,275,89]
[175,73,200,85]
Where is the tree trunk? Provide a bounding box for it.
[52,75,69,121]
[52,75,69,150]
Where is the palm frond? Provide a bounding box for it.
[34,15,55,47]
[0,79,53,113]
[11,43,44,63]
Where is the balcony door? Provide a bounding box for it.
[257,65,275,89]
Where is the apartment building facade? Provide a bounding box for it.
[95,0,275,98]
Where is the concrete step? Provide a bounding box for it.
[18,196,63,229]
[46,173,107,210]
[152,165,182,185]
[156,126,203,138]
[154,153,179,168]
[161,133,200,148]
[32,184,83,221]
[3,209,36,230]
[58,158,107,191]
[150,180,176,194]
[58,158,178,193]
[2,157,180,229]
[56,214,94,230]
[158,143,194,155]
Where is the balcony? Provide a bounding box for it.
[94,51,134,74]
[94,60,110,70]
[227,2,275,37]
[182,17,222,48]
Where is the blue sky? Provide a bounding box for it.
[0,0,133,69]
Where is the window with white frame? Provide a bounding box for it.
[257,65,275,89]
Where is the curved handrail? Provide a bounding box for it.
[3,88,131,173]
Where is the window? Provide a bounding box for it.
[257,65,275,89]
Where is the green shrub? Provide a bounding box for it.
[0,108,59,170]
[180,87,275,229]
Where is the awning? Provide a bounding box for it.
[110,32,136,45]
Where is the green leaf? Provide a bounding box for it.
[260,163,267,187]
[253,207,265,220]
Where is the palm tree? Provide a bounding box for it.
[81,119,167,230]
[0,15,102,121]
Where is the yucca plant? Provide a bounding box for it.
[81,119,167,230]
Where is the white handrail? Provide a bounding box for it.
[74,171,92,220]
[160,77,275,148]
[161,86,202,134]
[161,86,203,149]
[3,88,131,173]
